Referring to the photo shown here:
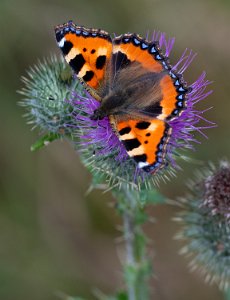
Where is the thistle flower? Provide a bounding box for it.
[174,160,230,290]
[68,32,214,189]
[20,32,214,190]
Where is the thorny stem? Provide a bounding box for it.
[123,200,136,300]
[119,187,151,300]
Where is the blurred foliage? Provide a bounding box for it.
[0,0,229,299]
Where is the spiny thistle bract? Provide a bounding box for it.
[19,55,81,136]
[20,31,214,190]
[174,160,230,290]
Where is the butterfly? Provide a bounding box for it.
[55,21,190,173]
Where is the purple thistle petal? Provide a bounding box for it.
[167,69,214,159]
[151,31,175,57]
[70,93,129,162]
[145,30,150,41]
[172,49,197,74]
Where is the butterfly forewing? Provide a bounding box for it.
[55,21,113,91]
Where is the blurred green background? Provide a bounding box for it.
[0,0,229,299]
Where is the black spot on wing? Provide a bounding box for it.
[112,51,131,74]
[135,121,151,130]
[62,41,73,55]
[119,127,131,135]
[142,102,162,117]
[96,55,106,69]
[133,154,147,163]
[122,138,141,151]
[69,54,85,74]
[83,70,94,82]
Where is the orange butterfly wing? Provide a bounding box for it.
[116,119,171,173]
[55,21,112,90]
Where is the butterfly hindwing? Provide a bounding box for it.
[55,21,112,90]
[116,118,171,173]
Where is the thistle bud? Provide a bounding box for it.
[19,55,81,136]
[174,160,230,290]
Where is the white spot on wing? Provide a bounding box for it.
[138,161,149,168]
[128,145,144,157]
[97,47,108,56]
[65,48,81,63]
[119,132,136,141]
[148,122,158,131]
[78,65,91,77]
[58,38,66,48]
[157,113,167,120]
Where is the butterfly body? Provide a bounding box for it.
[91,65,167,121]
[55,21,191,173]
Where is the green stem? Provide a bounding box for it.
[123,205,136,300]
[30,132,61,151]
[116,188,151,300]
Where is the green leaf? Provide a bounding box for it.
[94,289,127,300]
[30,132,61,151]
[114,291,128,300]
